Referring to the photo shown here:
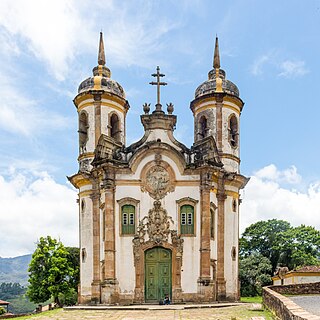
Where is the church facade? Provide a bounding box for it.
[69,33,249,305]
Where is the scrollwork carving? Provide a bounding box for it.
[132,200,183,259]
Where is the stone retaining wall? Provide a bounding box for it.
[263,284,320,320]
[269,282,320,295]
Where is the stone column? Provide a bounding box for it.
[101,168,119,304]
[216,173,226,300]
[198,170,214,301]
[93,93,102,147]
[90,179,101,303]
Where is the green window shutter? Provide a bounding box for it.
[122,205,135,235]
[180,205,194,235]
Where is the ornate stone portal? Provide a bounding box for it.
[132,200,184,303]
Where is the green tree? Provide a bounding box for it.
[278,225,320,269]
[240,219,291,272]
[239,253,272,296]
[27,236,79,306]
[65,247,80,291]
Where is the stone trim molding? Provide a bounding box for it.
[176,197,199,237]
[263,285,320,320]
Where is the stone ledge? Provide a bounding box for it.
[263,286,320,320]
[64,302,242,311]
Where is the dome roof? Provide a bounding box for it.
[78,74,125,99]
[195,36,239,99]
[77,32,125,99]
[195,68,239,99]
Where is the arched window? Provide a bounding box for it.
[177,197,198,236]
[229,114,238,147]
[79,112,88,153]
[180,205,194,235]
[110,113,121,142]
[199,115,208,139]
[121,205,135,235]
[117,197,139,236]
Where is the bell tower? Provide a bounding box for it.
[73,32,129,172]
[191,37,244,173]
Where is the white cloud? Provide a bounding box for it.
[278,60,308,78]
[240,164,320,234]
[0,170,78,257]
[251,53,308,79]
[0,0,92,81]
[0,0,181,81]
[0,73,70,136]
[255,164,301,184]
[250,54,271,76]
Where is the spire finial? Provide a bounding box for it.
[213,35,220,69]
[149,66,167,113]
[98,32,106,66]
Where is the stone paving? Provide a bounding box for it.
[289,295,320,317]
[19,304,273,319]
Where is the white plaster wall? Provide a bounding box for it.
[273,279,281,285]
[146,129,180,151]
[224,195,239,297]
[210,191,218,261]
[100,207,105,260]
[295,275,320,284]
[79,195,94,295]
[222,158,239,173]
[284,277,294,285]
[181,237,200,293]
[114,185,140,292]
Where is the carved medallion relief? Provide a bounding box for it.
[141,155,175,199]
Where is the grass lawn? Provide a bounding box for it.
[240,296,263,303]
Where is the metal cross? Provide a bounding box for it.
[149,66,167,111]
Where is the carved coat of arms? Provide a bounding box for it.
[142,165,175,199]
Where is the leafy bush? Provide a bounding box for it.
[0,307,6,315]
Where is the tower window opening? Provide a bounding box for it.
[229,115,238,147]
[79,112,88,154]
[199,115,208,139]
[110,113,121,142]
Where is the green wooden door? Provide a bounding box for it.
[145,247,172,302]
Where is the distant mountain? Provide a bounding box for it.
[0,254,32,286]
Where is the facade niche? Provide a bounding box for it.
[229,114,238,147]
[79,112,88,153]
[110,113,121,142]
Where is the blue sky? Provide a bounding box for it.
[1,0,320,257]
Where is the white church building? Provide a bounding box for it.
[69,33,248,304]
